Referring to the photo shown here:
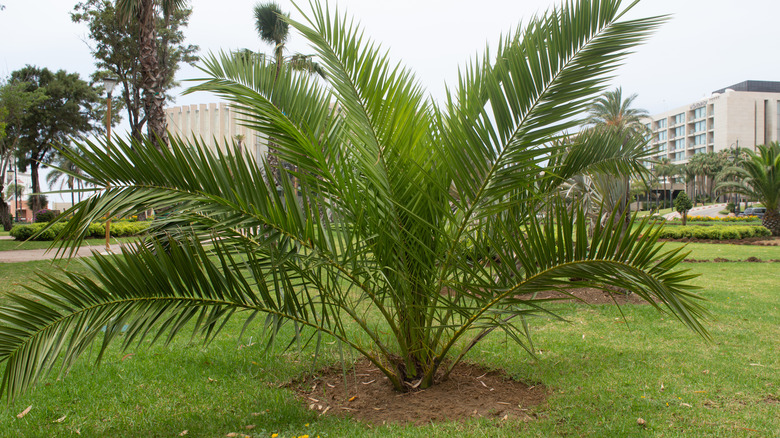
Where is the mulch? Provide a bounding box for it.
[659,236,780,246]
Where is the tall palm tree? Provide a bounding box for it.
[716,142,780,235]
[587,87,650,133]
[583,87,651,220]
[254,2,288,79]
[0,0,707,400]
[654,157,677,208]
[116,0,189,147]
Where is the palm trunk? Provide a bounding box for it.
[762,209,780,236]
[138,0,168,148]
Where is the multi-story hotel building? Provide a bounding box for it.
[643,80,780,164]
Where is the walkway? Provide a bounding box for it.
[663,203,727,220]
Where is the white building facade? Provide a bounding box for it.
[164,103,268,162]
[643,80,780,164]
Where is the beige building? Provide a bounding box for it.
[164,103,268,162]
[643,80,780,164]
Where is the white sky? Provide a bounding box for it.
[1,0,778,196]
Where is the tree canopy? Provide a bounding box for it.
[9,66,103,213]
[71,0,198,140]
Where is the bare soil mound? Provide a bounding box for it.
[291,359,547,426]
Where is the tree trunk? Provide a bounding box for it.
[0,200,11,231]
[30,161,44,213]
[762,210,780,236]
[138,0,168,149]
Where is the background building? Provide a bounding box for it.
[643,80,780,165]
[165,103,268,163]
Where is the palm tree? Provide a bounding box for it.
[46,145,89,208]
[0,0,707,399]
[654,157,677,208]
[716,142,780,235]
[115,0,189,147]
[583,87,651,221]
[587,87,650,133]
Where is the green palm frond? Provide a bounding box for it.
[0,0,708,399]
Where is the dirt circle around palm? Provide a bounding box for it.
[290,287,651,426]
[291,359,547,426]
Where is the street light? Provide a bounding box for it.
[103,77,118,251]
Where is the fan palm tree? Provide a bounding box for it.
[0,0,708,400]
[115,0,189,146]
[716,142,780,235]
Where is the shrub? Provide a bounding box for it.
[10,221,148,241]
[34,209,58,223]
[659,225,770,240]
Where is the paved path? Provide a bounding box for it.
[663,203,727,220]
[0,245,116,263]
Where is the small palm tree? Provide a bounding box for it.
[0,0,707,400]
[46,145,89,207]
[716,142,780,235]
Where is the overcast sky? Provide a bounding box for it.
[1,0,778,195]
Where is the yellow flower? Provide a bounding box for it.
[271,434,278,438]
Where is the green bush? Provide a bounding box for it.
[10,221,149,241]
[659,225,770,240]
[34,209,58,223]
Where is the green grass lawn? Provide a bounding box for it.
[0,246,777,437]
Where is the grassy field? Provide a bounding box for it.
[0,245,777,436]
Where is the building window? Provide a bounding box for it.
[657,142,666,152]
[674,139,685,150]
[656,119,667,129]
[658,131,667,141]
[673,113,685,125]
[694,134,706,145]
[693,148,705,155]
[693,107,706,119]
[673,152,685,161]
[694,121,706,132]
[674,126,684,138]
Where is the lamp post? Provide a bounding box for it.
[103,77,118,251]
[13,162,18,223]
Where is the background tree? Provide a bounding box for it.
[252,1,325,183]
[0,78,49,229]
[716,143,780,235]
[9,66,103,213]
[115,0,190,146]
[583,87,651,222]
[72,0,198,141]
[674,191,693,225]
[47,144,91,208]
[653,157,676,209]
[0,0,707,399]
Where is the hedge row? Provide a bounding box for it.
[658,225,770,240]
[10,221,149,241]
[670,215,761,223]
